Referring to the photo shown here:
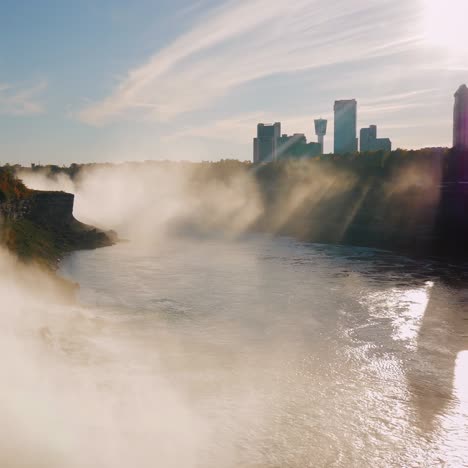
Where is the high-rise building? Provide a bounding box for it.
[359,125,377,152]
[334,100,357,154]
[277,133,321,159]
[360,125,391,152]
[454,84,468,150]
[253,122,281,163]
[277,133,307,157]
[314,119,327,154]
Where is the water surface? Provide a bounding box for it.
[61,235,468,467]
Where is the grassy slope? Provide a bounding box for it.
[1,220,65,266]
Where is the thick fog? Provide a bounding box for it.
[0,165,321,467]
[2,162,462,467]
[18,164,259,242]
[0,164,357,467]
[17,162,361,243]
[18,157,442,254]
[0,247,213,467]
[0,238,341,468]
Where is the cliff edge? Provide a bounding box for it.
[0,168,116,267]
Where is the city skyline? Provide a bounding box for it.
[252,82,468,162]
[1,0,468,164]
[253,96,395,162]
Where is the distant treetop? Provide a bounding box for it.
[0,168,30,202]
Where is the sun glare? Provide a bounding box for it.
[423,0,468,52]
[454,351,468,402]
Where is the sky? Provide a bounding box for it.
[0,0,467,164]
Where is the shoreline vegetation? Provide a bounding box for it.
[2,146,468,266]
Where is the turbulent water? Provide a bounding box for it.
[56,235,468,467]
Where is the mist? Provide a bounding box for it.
[5,160,464,467]
[1,162,359,466]
[1,243,303,467]
[0,246,213,467]
[0,238,342,468]
[18,161,361,246]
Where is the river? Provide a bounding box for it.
[59,235,468,467]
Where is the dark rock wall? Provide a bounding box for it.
[0,191,75,227]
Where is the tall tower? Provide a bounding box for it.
[314,119,327,154]
[334,99,357,154]
[454,84,468,150]
[253,122,281,163]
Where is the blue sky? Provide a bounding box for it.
[0,0,467,164]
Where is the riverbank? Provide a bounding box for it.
[11,154,468,262]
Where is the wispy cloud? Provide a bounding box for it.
[0,81,47,116]
[166,88,439,138]
[163,86,444,152]
[359,88,439,117]
[79,0,421,126]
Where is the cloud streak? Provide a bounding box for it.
[78,0,421,126]
[163,88,439,151]
[0,81,47,116]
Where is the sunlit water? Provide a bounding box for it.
[59,235,468,467]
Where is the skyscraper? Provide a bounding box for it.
[314,119,327,154]
[360,125,391,152]
[359,125,377,152]
[253,122,281,163]
[277,133,321,159]
[334,100,357,154]
[454,84,468,150]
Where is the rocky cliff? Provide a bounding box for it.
[0,191,74,226]
[0,170,115,266]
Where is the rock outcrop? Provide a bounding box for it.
[0,185,116,266]
[0,191,74,225]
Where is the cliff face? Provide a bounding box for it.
[0,187,115,267]
[0,191,75,226]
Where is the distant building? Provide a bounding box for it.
[454,84,468,150]
[253,124,321,162]
[314,119,327,154]
[278,133,307,152]
[359,125,377,151]
[253,122,281,163]
[360,125,392,152]
[334,100,357,154]
[277,133,321,159]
